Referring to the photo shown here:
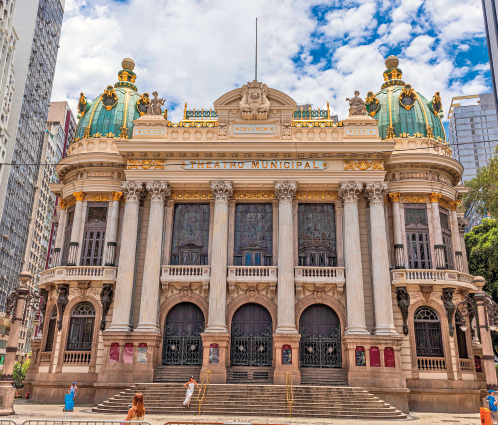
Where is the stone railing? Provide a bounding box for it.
[459,358,474,373]
[67,137,119,156]
[227,266,278,301]
[64,351,91,365]
[160,266,211,299]
[391,269,476,291]
[417,357,446,372]
[40,266,118,286]
[294,266,346,300]
[40,352,52,366]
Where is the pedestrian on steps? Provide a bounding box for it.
[68,382,77,400]
[124,392,146,422]
[488,389,498,424]
[183,376,199,408]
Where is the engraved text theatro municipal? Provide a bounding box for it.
[181,160,329,170]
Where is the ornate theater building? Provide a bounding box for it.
[25,55,494,414]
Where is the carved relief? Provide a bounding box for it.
[457,217,468,235]
[126,160,165,170]
[232,191,276,200]
[170,191,213,201]
[239,81,270,120]
[275,180,297,202]
[338,181,363,203]
[344,160,384,171]
[442,288,456,337]
[365,182,388,203]
[121,181,145,202]
[56,284,69,331]
[400,194,429,203]
[294,191,338,201]
[218,116,228,140]
[282,115,292,140]
[346,90,367,116]
[210,180,233,202]
[396,287,410,336]
[100,284,114,331]
[146,181,171,202]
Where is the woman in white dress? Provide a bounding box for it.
[183,376,200,408]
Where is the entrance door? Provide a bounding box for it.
[299,304,342,368]
[231,303,272,366]
[162,303,204,365]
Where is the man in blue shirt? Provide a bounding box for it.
[487,389,498,423]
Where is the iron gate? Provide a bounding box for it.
[299,326,342,368]
[230,324,272,366]
[162,325,203,365]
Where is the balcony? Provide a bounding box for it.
[294,266,346,300]
[391,269,476,291]
[227,266,278,300]
[160,265,211,298]
[40,352,52,366]
[40,266,118,286]
[64,351,91,365]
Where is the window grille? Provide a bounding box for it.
[414,307,443,357]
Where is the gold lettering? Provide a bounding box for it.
[262,162,268,169]
[271,162,277,169]
[297,161,302,168]
[284,162,290,169]
[238,162,244,168]
[191,161,197,168]
[305,162,310,169]
[214,162,220,169]
[252,162,259,168]
[206,162,212,169]
[313,162,319,169]
[230,163,236,169]
[197,161,203,169]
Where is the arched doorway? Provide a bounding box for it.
[162,302,204,365]
[299,304,341,368]
[231,303,272,366]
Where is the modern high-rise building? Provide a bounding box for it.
[0,0,65,312]
[480,0,498,121]
[448,93,498,229]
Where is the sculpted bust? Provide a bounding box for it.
[239,81,270,120]
[346,90,367,116]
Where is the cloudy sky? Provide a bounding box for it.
[51,0,490,126]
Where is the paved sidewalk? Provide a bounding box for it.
[5,400,480,425]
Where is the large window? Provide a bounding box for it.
[67,302,95,351]
[61,207,75,266]
[44,307,57,352]
[80,204,107,266]
[414,307,443,357]
[298,203,336,267]
[171,204,210,265]
[455,311,468,359]
[234,204,273,266]
[405,205,431,269]
[439,208,454,270]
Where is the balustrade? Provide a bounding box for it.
[417,357,446,372]
[40,352,52,366]
[64,351,91,365]
[40,266,118,285]
[391,269,476,290]
[459,358,474,372]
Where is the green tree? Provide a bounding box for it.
[464,147,498,218]
[12,358,30,389]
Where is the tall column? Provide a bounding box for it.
[334,200,344,267]
[52,202,67,267]
[162,200,175,265]
[275,180,298,334]
[339,181,368,335]
[205,180,232,333]
[108,181,144,332]
[137,181,170,332]
[67,191,85,266]
[366,182,398,335]
[457,216,469,274]
[429,192,445,269]
[105,191,122,266]
[389,193,405,269]
[273,200,279,266]
[227,200,236,266]
[449,202,464,272]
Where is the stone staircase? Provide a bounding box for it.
[93,383,407,419]
[227,366,273,384]
[300,368,348,386]
[153,365,201,383]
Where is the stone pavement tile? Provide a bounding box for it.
[8,401,481,425]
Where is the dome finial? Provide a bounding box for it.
[121,58,135,71]
[385,55,399,69]
[115,58,137,91]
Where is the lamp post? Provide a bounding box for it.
[456,276,498,389]
[0,271,38,415]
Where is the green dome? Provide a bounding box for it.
[74,58,142,141]
[366,56,446,142]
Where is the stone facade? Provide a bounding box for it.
[24,57,490,414]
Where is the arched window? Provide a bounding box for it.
[414,307,443,357]
[67,302,95,351]
[455,311,468,359]
[44,307,57,352]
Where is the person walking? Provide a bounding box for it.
[124,392,146,422]
[183,376,200,408]
[488,389,498,424]
[68,382,77,400]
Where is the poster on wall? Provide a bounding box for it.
[209,344,219,364]
[137,343,147,363]
[282,345,292,365]
[109,342,119,363]
[355,346,366,367]
[123,343,134,363]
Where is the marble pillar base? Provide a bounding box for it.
[275,324,299,335]
[203,324,228,333]
[0,383,16,416]
[107,323,133,332]
[200,332,230,384]
[273,334,301,385]
[344,326,370,336]
[134,324,160,333]
[373,326,399,336]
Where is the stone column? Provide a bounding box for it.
[448,202,463,272]
[227,200,236,266]
[162,200,175,265]
[137,181,170,332]
[429,192,445,269]
[67,191,85,266]
[389,193,405,269]
[105,191,122,266]
[366,182,397,335]
[457,217,469,274]
[334,199,344,267]
[273,200,279,266]
[339,181,368,335]
[52,202,67,267]
[108,181,144,332]
[0,272,30,415]
[275,180,298,334]
[205,180,232,333]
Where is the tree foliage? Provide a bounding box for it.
[13,358,30,389]
[464,147,498,218]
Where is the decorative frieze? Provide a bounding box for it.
[232,191,277,200]
[400,194,429,203]
[429,192,442,203]
[294,191,338,201]
[344,160,384,171]
[170,191,213,201]
[126,159,165,170]
[85,193,112,202]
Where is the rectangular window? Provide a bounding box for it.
[405,206,431,269]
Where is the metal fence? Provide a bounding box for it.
[21,421,151,425]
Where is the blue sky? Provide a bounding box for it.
[51,0,490,125]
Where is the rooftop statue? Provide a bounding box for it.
[346,90,367,116]
[147,91,165,115]
[239,81,270,120]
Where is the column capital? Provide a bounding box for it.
[389,192,401,203]
[145,180,171,202]
[121,180,145,203]
[112,191,123,202]
[73,191,85,202]
[458,216,468,234]
[52,215,60,225]
[166,199,176,208]
[210,180,233,202]
[60,199,68,210]
[429,192,442,203]
[275,180,297,202]
[365,182,388,203]
[338,181,363,203]
[449,200,460,211]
